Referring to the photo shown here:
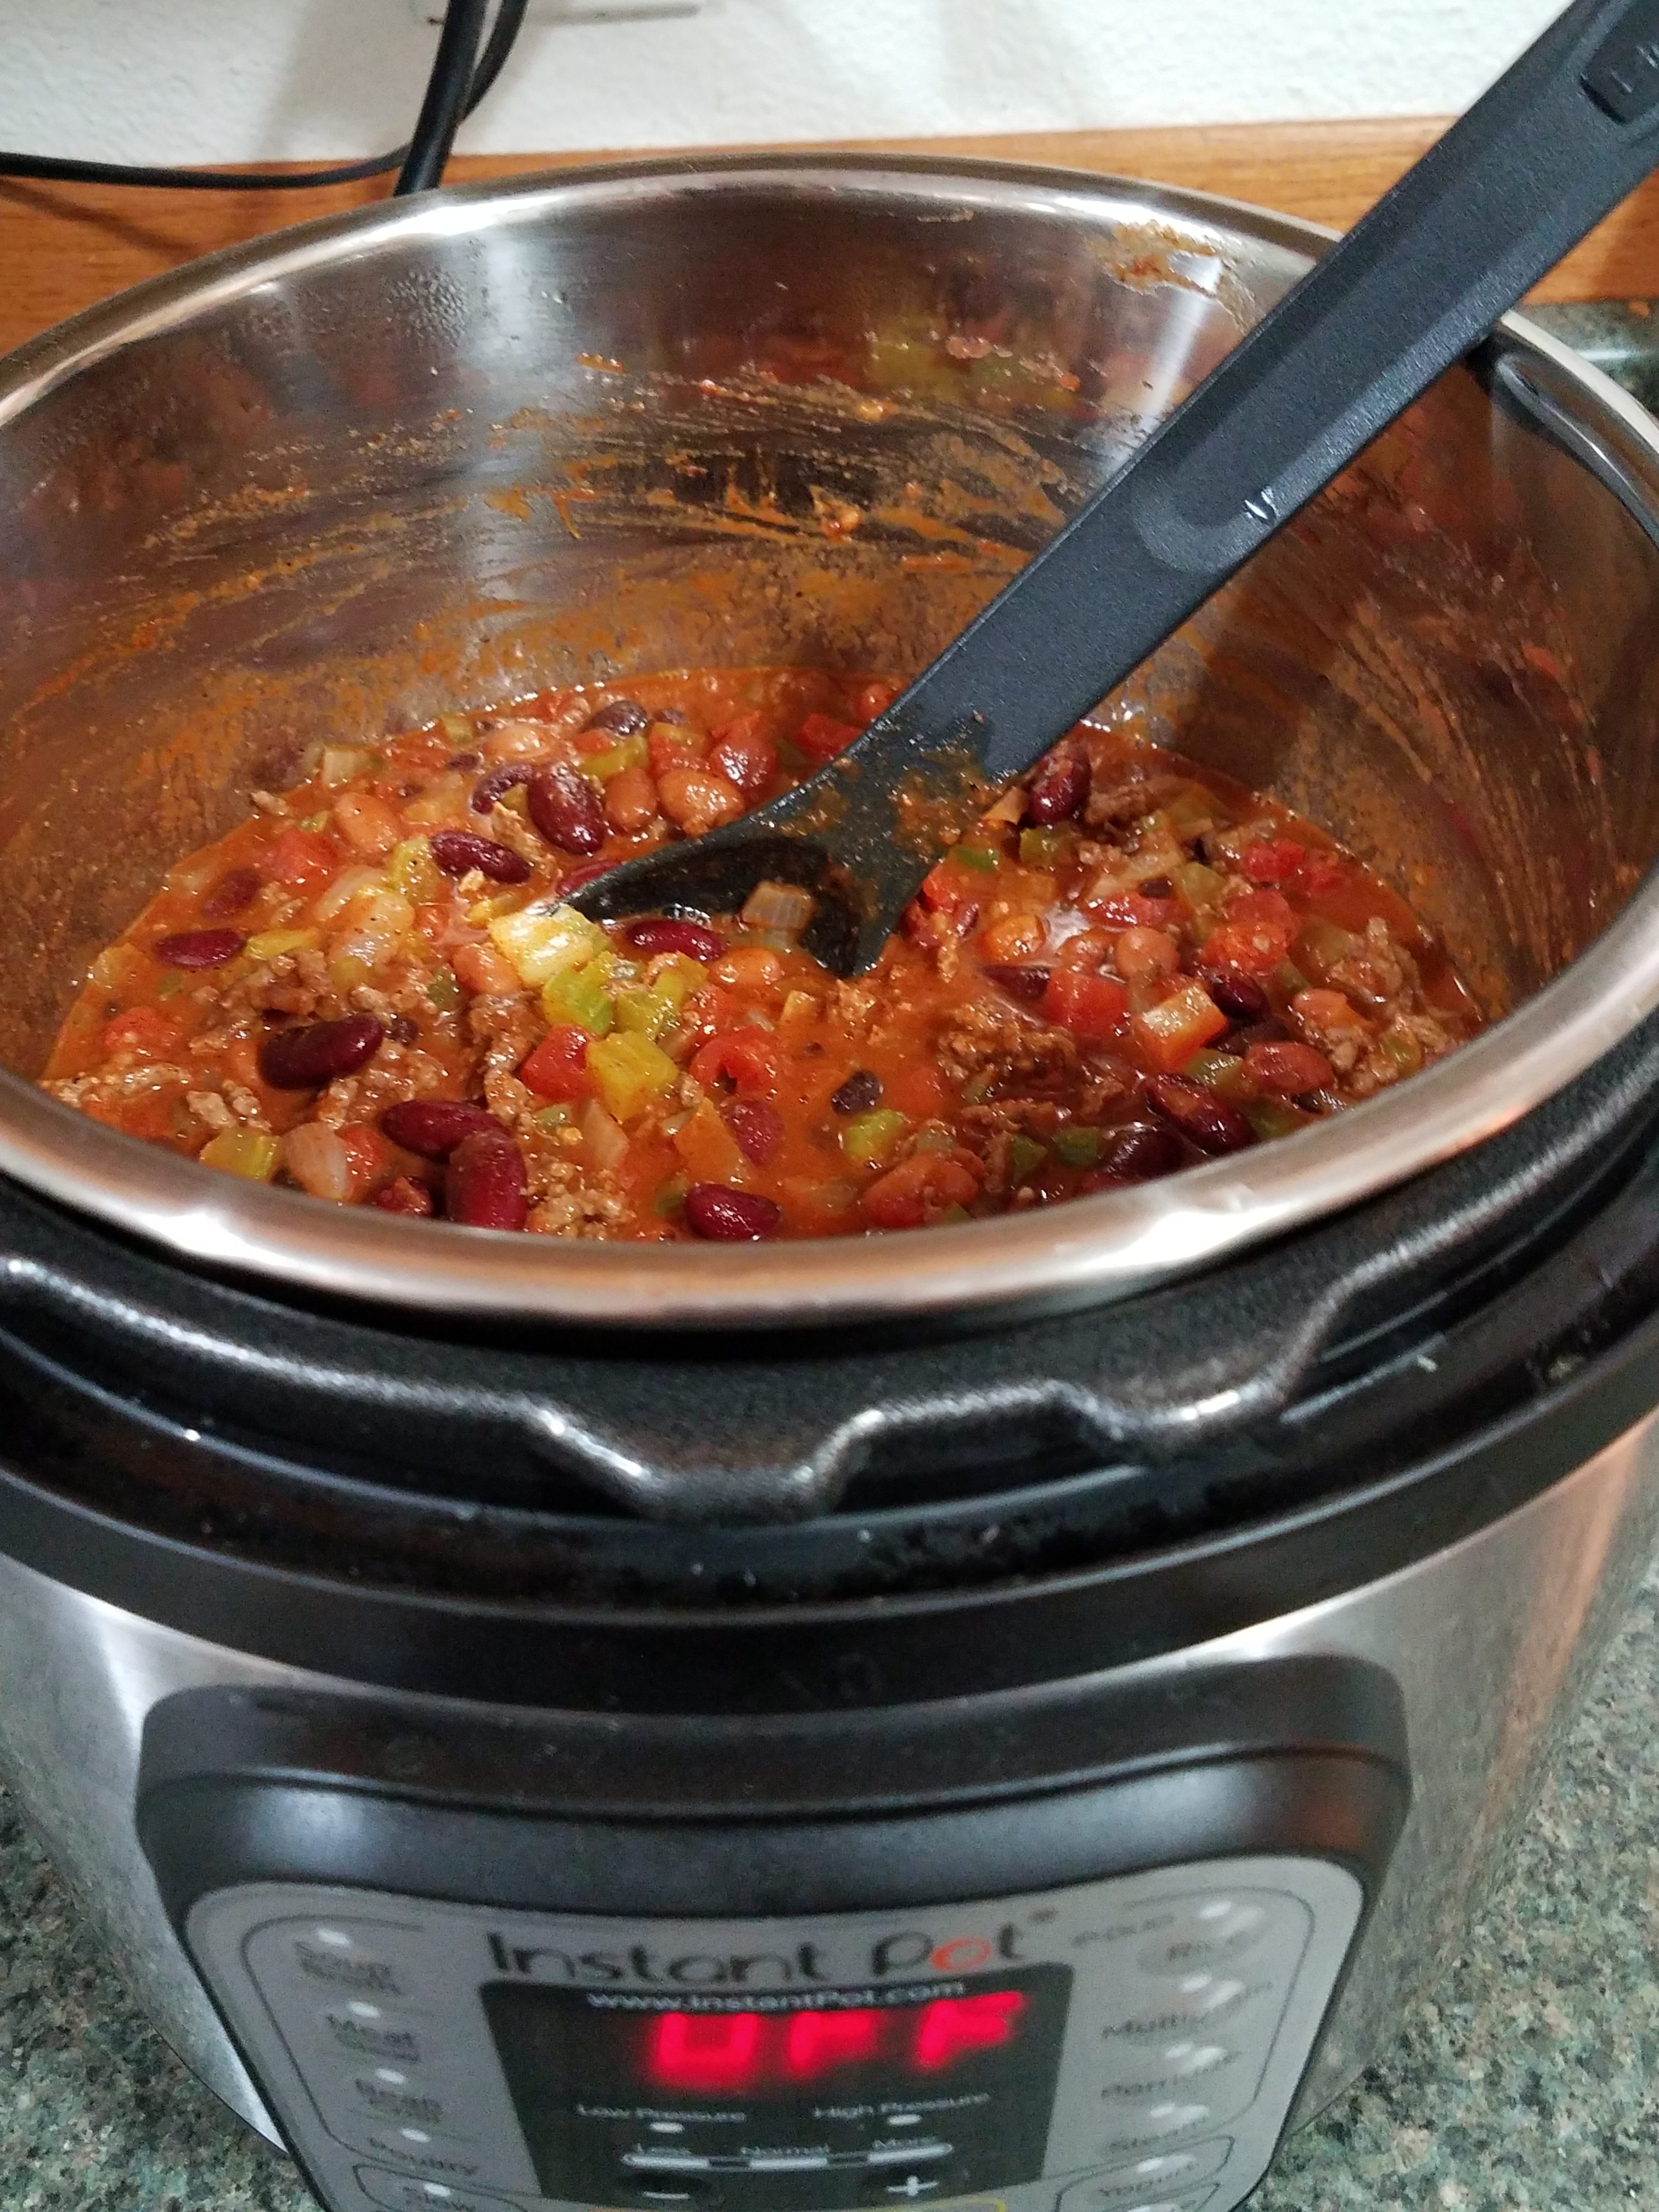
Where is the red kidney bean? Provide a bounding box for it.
[259,1014,383,1090]
[429,830,532,883]
[1096,1121,1186,1181]
[199,867,262,919]
[684,1183,782,1240]
[528,761,606,855]
[980,963,1053,1003]
[558,859,613,894]
[471,762,535,814]
[445,1127,529,1231]
[155,928,245,969]
[1144,1074,1255,1154]
[1233,1016,1290,1049]
[1199,966,1269,1021]
[1025,751,1088,824]
[723,1098,784,1165]
[373,1176,435,1217]
[1138,876,1173,900]
[585,698,651,737]
[382,1098,499,1159]
[444,751,481,769]
[627,917,724,963]
[830,1068,883,1115]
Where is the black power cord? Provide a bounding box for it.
[0,0,526,198]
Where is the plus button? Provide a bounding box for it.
[886,2179,940,2198]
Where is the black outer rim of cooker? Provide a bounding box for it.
[0,1037,1657,1711]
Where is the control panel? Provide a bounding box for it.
[185,1857,1361,2212]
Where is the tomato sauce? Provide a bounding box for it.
[42,669,1480,1241]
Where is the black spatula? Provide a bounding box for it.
[572,0,1659,973]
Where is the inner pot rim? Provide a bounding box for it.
[3,154,1658,1331]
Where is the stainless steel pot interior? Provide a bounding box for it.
[3,156,1659,1328]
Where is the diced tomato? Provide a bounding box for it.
[1086,888,1182,932]
[1200,887,1296,976]
[1291,987,1370,1034]
[1241,838,1306,885]
[855,680,901,723]
[883,1059,948,1120]
[709,711,778,795]
[1130,981,1229,1073]
[691,1030,785,1096]
[100,1006,185,1060]
[1041,968,1130,1041]
[337,1123,390,1195]
[648,726,704,776]
[860,1150,981,1229]
[795,712,860,761]
[263,826,339,890]
[520,1026,593,1101]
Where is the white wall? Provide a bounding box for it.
[1,0,1562,168]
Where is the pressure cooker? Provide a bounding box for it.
[2,159,1659,2212]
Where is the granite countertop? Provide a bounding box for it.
[1,310,1657,2212]
[0,1560,1651,2210]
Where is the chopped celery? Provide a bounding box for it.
[961,1070,996,1105]
[653,1173,690,1217]
[588,1031,679,1121]
[1019,826,1068,868]
[1172,861,1226,914]
[936,1202,972,1225]
[580,735,648,782]
[426,967,463,1012]
[956,843,1001,873]
[302,812,330,832]
[156,973,189,999]
[1294,915,1357,981]
[532,1103,572,1130]
[319,746,368,786]
[246,928,318,961]
[1165,785,1217,833]
[541,958,616,1038]
[199,1128,280,1181]
[1273,959,1311,997]
[615,986,675,1041]
[840,1108,909,1167]
[1007,1133,1047,1183]
[912,1127,956,1154]
[1381,1023,1425,1075]
[439,714,473,744]
[647,953,709,1009]
[1181,1049,1238,1092]
[387,836,444,905]
[1051,1125,1103,1168]
[490,901,605,987]
[1246,1098,1306,1141]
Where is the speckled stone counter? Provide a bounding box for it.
[0,1563,1652,2210]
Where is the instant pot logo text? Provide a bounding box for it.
[484,1924,1027,1986]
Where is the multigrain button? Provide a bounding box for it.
[1102,1975,1256,2040]
[1136,1900,1274,1976]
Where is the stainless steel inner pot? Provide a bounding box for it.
[3,155,1659,1328]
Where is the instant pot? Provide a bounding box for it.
[2,160,1659,2212]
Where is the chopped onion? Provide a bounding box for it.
[740,879,815,933]
[579,1098,629,1173]
[312,864,383,923]
[283,1122,353,1202]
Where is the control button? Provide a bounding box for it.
[867,2143,950,2166]
[1099,2040,1248,2098]
[624,2152,714,2172]
[327,2008,425,2062]
[884,2178,941,2198]
[1136,1900,1275,1977]
[294,1939,403,1994]
[744,2155,831,2172]
[354,2077,448,2126]
[359,2131,486,2179]
[614,2181,724,2208]
[1097,2101,1214,2153]
[1102,1974,1257,2040]
[353,2165,518,2212]
[1057,2139,1232,2209]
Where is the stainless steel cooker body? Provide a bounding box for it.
[3,159,1659,1324]
[1,1406,1653,2157]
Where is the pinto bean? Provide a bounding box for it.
[684,1183,782,1240]
[603,764,659,833]
[527,762,606,855]
[429,830,531,883]
[445,1127,528,1231]
[331,791,402,859]
[657,766,744,837]
[258,1014,383,1090]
